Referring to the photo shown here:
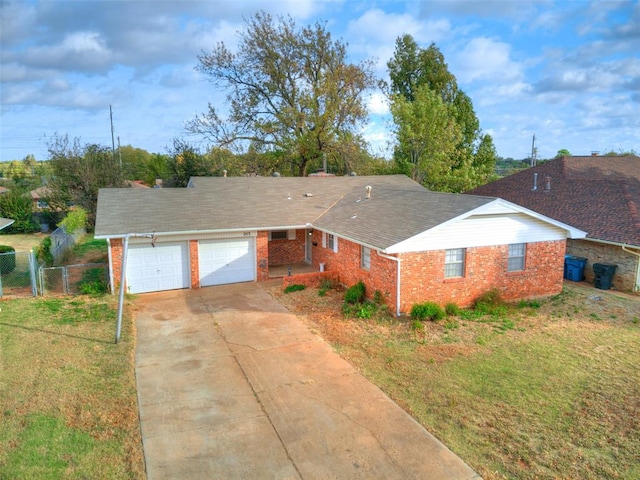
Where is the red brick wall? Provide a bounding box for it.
[268,229,307,265]
[256,231,270,281]
[399,240,567,310]
[189,240,200,288]
[311,233,399,311]
[110,238,123,290]
[283,271,340,289]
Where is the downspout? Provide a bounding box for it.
[106,238,115,295]
[378,252,402,317]
[621,245,640,292]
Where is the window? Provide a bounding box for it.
[269,230,287,240]
[508,243,526,271]
[444,248,465,278]
[327,234,337,252]
[361,246,371,270]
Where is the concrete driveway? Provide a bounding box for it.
[134,283,480,480]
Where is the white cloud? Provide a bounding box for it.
[346,8,452,72]
[367,92,389,115]
[454,36,522,83]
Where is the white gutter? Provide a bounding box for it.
[377,251,402,317]
[95,224,311,240]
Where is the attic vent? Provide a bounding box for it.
[544,176,551,192]
[349,172,357,176]
[304,193,313,197]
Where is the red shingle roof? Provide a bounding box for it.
[467,156,640,247]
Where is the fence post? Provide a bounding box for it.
[29,251,38,296]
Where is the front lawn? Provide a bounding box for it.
[267,282,640,480]
[0,295,144,479]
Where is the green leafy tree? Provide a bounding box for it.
[188,12,377,176]
[555,149,572,158]
[0,190,39,233]
[118,145,153,182]
[390,85,461,188]
[167,139,214,187]
[47,135,125,229]
[387,35,496,191]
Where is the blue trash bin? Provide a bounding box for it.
[564,256,587,282]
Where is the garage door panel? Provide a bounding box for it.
[199,238,255,287]
[127,243,189,294]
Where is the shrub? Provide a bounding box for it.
[411,302,445,321]
[77,267,109,295]
[36,237,54,266]
[319,278,334,291]
[0,245,16,274]
[344,281,366,304]
[58,207,88,233]
[474,288,507,316]
[284,284,306,293]
[373,290,385,306]
[445,302,461,316]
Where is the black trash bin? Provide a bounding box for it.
[593,263,617,290]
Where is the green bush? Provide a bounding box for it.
[36,237,54,266]
[0,245,16,274]
[474,289,507,316]
[58,207,87,233]
[344,281,366,304]
[77,267,109,295]
[284,284,306,293]
[410,301,445,321]
[445,302,461,316]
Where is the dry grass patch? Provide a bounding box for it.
[265,282,640,480]
[0,295,144,479]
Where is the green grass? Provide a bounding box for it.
[0,295,144,479]
[71,237,108,259]
[287,284,640,480]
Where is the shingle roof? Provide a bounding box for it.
[0,218,13,230]
[95,175,496,249]
[467,156,640,247]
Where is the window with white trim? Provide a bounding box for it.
[361,246,371,270]
[444,248,465,278]
[507,243,526,271]
[327,234,337,252]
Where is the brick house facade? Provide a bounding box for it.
[97,175,586,311]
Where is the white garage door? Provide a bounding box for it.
[126,243,190,294]
[199,238,255,287]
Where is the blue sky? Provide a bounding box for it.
[1,0,638,163]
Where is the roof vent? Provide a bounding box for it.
[365,185,372,199]
[349,172,357,176]
[532,172,538,191]
[272,172,281,177]
[544,176,551,192]
[223,169,227,177]
[591,151,600,156]
[304,193,313,197]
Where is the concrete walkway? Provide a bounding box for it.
[134,283,480,480]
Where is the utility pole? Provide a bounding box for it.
[530,134,537,167]
[110,105,116,161]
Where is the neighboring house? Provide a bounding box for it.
[467,155,640,292]
[30,186,52,210]
[0,217,14,231]
[95,175,585,314]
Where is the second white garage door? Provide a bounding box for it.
[198,238,255,287]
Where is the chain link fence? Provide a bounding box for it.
[38,263,109,296]
[0,251,38,297]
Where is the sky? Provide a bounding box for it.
[1,0,638,163]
